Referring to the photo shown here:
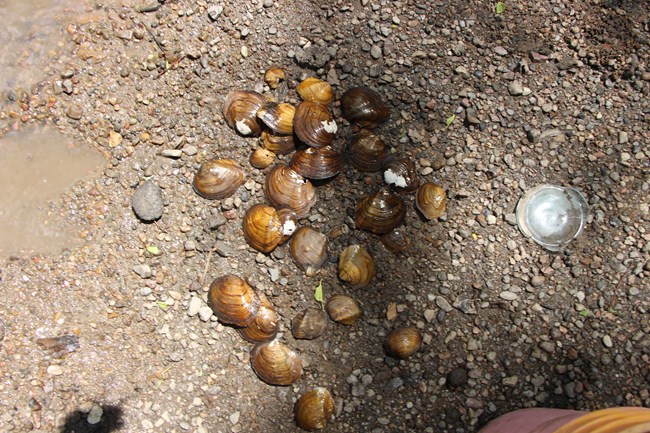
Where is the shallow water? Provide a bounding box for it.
[0,127,105,255]
[0,0,88,92]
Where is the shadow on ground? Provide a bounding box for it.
[59,405,124,433]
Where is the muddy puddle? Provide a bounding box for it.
[0,127,105,256]
[0,0,93,93]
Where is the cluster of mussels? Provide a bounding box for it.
[191,68,447,431]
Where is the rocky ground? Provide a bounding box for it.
[0,0,649,432]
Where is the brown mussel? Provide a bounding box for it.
[296,77,334,105]
[208,275,260,327]
[238,292,280,343]
[338,244,375,289]
[340,87,390,128]
[261,130,296,155]
[294,101,337,148]
[249,147,276,169]
[384,327,422,359]
[326,294,361,325]
[415,182,447,219]
[290,146,342,180]
[223,90,266,136]
[294,387,335,431]
[382,156,420,192]
[291,308,329,340]
[264,67,286,89]
[380,227,411,253]
[265,165,317,219]
[257,102,295,135]
[193,158,246,200]
[290,226,328,277]
[250,340,303,386]
[354,188,406,234]
[242,204,298,253]
[346,129,387,172]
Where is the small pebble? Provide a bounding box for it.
[499,291,518,301]
[198,306,214,322]
[188,297,203,317]
[603,335,613,348]
[47,365,64,376]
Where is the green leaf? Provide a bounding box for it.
[445,114,456,128]
[495,2,506,14]
[146,245,160,255]
[579,309,591,317]
[314,280,324,309]
[156,300,168,310]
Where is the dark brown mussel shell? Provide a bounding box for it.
[242,204,296,253]
[380,227,411,253]
[338,244,375,289]
[296,77,334,105]
[257,102,295,135]
[264,67,286,89]
[326,294,361,325]
[290,146,342,180]
[354,188,406,234]
[291,308,329,340]
[193,158,246,200]
[238,292,279,343]
[250,340,303,386]
[223,90,265,136]
[249,147,276,169]
[415,182,447,220]
[208,275,260,327]
[289,226,328,277]
[265,165,317,219]
[261,129,295,155]
[294,101,337,148]
[340,87,390,129]
[294,387,335,431]
[382,156,420,192]
[384,327,422,359]
[346,129,387,172]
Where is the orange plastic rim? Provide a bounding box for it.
[553,407,650,433]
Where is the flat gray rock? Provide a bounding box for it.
[132,181,164,222]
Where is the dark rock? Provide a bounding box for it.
[447,367,469,388]
[132,181,164,222]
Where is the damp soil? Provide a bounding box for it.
[0,0,648,432]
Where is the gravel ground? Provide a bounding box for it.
[0,0,648,432]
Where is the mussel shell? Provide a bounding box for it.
[238,293,279,343]
[294,387,335,431]
[354,188,406,234]
[294,101,337,148]
[242,204,286,253]
[415,182,447,219]
[208,275,260,327]
[290,146,342,180]
[249,147,276,169]
[290,226,328,277]
[382,156,420,192]
[326,294,361,325]
[264,67,286,89]
[340,87,390,129]
[261,130,296,155]
[296,77,334,105]
[223,90,265,136]
[257,102,295,135]
[193,158,246,200]
[346,129,387,172]
[338,244,375,289]
[384,327,422,359]
[380,228,411,253]
[291,308,329,340]
[265,165,317,219]
[250,340,303,386]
